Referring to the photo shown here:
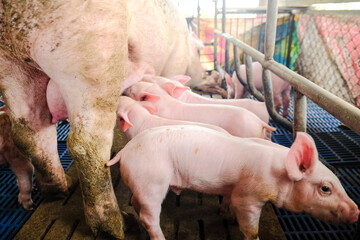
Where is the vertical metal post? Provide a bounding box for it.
[264,0,278,61]
[197,0,201,40]
[225,39,230,74]
[222,0,226,33]
[263,0,292,132]
[250,17,255,47]
[286,12,295,68]
[263,0,278,115]
[293,90,307,137]
[221,0,227,89]
[242,17,247,63]
[233,46,247,86]
[214,0,218,68]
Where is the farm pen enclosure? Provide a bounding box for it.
[1,0,360,239]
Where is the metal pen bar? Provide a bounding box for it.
[293,90,307,136]
[222,0,226,33]
[225,39,230,74]
[215,30,360,136]
[264,0,277,61]
[197,0,200,39]
[262,0,293,130]
[216,62,225,81]
[286,12,295,68]
[233,45,247,86]
[214,0,218,67]
[244,55,265,101]
[217,7,304,15]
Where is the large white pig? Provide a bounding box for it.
[116,96,229,140]
[107,126,359,240]
[125,1,205,88]
[144,75,270,122]
[0,0,127,237]
[231,61,291,117]
[0,110,34,210]
[125,79,275,140]
[0,0,212,237]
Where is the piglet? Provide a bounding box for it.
[231,61,291,117]
[116,96,229,139]
[125,79,275,140]
[0,110,34,210]
[144,75,270,122]
[107,126,359,240]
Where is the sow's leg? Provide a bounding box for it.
[0,55,70,197]
[30,2,127,238]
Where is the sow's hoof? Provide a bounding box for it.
[85,205,125,240]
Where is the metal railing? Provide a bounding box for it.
[214,0,360,137]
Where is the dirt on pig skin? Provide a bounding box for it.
[67,123,124,239]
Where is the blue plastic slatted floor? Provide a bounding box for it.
[1,97,360,240]
[0,133,72,240]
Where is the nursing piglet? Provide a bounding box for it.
[144,75,269,122]
[116,96,229,139]
[107,126,359,240]
[125,80,275,140]
[231,61,291,117]
[0,110,34,210]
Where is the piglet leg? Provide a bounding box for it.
[231,192,262,240]
[11,155,34,210]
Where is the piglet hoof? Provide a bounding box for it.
[84,204,125,239]
[19,197,34,210]
[17,194,34,210]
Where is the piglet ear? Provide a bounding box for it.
[172,86,190,98]
[139,101,158,114]
[171,75,191,85]
[140,93,160,104]
[161,82,177,96]
[285,132,318,181]
[161,82,190,98]
[117,113,133,131]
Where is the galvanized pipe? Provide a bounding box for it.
[293,90,307,136]
[233,45,247,86]
[215,30,360,136]
[286,12,295,68]
[222,0,226,33]
[263,68,293,131]
[225,39,230,74]
[264,0,278,61]
[214,0,218,66]
[215,62,225,81]
[244,55,265,101]
[197,0,200,40]
[261,0,292,130]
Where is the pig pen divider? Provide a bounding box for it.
[213,0,360,137]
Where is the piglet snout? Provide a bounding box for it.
[338,202,359,224]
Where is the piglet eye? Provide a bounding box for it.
[321,186,330,193]
[140,95,147,101]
